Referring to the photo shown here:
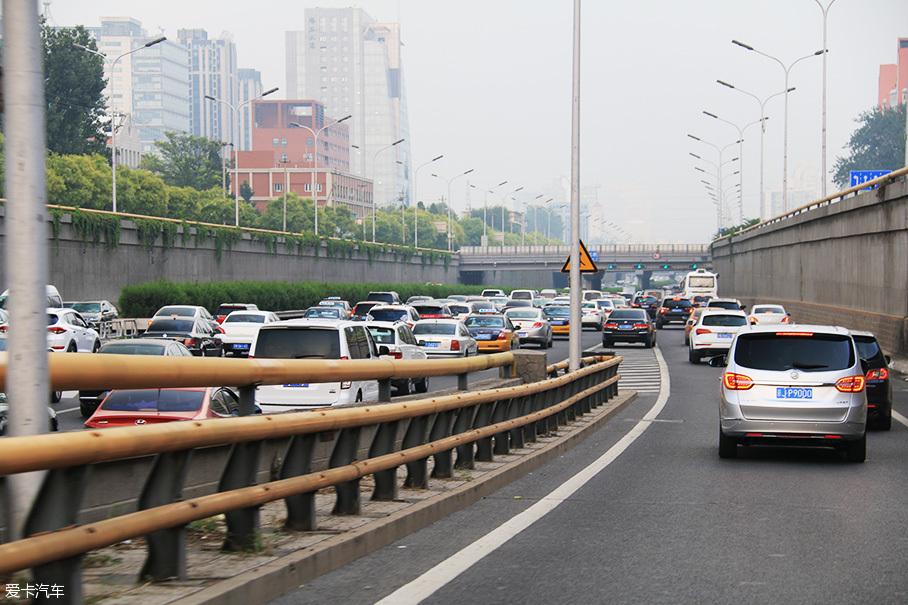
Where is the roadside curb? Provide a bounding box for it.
[173,390,638,605]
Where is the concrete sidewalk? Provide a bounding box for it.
[77,390,637,605]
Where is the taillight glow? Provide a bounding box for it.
[777,332,813,337]
[497,331,507,340]
[723,372,754,390]
[781,316,791,323]
[47,327,67,334]
[532,322,544,328]
[835,375,865,392]
[633,323,649,329]
[866,368,889,380]
[604,323,618,329]
[184,338,195,346]
[695,328,711,335]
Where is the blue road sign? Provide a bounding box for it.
[590,251,599,261]
[850,170,891,191]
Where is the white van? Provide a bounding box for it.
[0,285,63,309]
[249,319,382,412]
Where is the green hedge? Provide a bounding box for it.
[119,280,511,317]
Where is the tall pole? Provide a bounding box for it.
[74,36,166,213]
[282,160,288,232]
[4,0,50,542]
[815,0,836,198]
[502,186,523,246]
[482,180,508,244]
[569,0,582,371]
[372,138,405,242]
[291,114,351,238]
[414,154,443,247]
[718,80,792,219]
[732,40,823,212]
[206,86,278,226]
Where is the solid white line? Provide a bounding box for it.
[893,410,908,428]
[375,348,671,605]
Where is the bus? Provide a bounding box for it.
[681,269,718,299]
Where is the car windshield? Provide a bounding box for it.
[304,307,341,318]
[506,310,539,319]
[225,314,266,323]
[465,316,505,328]
[71,302,101,313]
[370,309,407,321]
[610,310,646,320]
[254,327,341,359]
[100,343,167,355]
[366,326,396,344]
[753,305,785,314]
[101,389,204,412]
[734,333,855,372]
[544,307,570,317]
[146,319,195,333]
[413,323,456,336]
[701,315,747,327]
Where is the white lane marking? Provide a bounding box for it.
[57,407,80,415]
[375,347,672,605]
[893,410,908,428]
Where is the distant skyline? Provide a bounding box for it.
[45,1,908,243]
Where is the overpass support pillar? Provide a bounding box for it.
[641,270,653,290]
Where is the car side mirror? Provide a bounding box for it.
[707,355,727,367]
[378,345,390,356]
[885,354,891,365]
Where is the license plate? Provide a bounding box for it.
[425,342,439,348]
[518,332,527,337]
[475,333,492,340]
[717,333,734,339]
[619,325,633,330]
[234,343,249,350]
[776,387,813,399]
[552,320,565,325]
[284,383,310,388]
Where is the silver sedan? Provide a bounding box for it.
[504,307,553,348]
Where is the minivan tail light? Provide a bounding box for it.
[866,368,889,380]
[723,372,754,390]
[835,375,865,392]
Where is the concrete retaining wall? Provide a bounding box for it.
[712,179,908,355]
[0,209,460,303]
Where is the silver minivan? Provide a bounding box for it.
[714,325,867,462]
[250,319,382,412]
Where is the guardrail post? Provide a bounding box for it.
[281,434,318,530]
[330,427,362,515]
[139,450,193,580]
[492,398,513,455]
[378,379,392,403]
[429,411,455,479]
[219,441,263,551]
[580,373,593,414]
[538,386,556,437]
[23,466,91,605]
[474,402,496,462]
[453,407,478,470]
[237,385,259,417]
[457,372,469,391]
[402,416,430,489]
[370,421,401,501]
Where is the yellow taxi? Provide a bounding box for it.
[462,314,520,352]
[543,305,571,336]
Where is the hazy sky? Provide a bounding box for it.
[47,0,908,243]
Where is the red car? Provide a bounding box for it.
[84,387,244,428]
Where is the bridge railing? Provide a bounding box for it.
[0,353,621,594]
[459,243,711,255]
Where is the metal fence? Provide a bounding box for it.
[0,352,620,601]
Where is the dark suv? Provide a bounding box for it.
[631,295,659,319]
[656,297,693,328]
[852,331,893,430]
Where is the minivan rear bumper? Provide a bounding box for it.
[720,417,866,440]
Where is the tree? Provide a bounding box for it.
[166,187,202,221]
[832,103,906,189]
[240,180,254,204]
[115,167,168,217]
[41,24,108,156]
[138,131,224,191]
[46,153,110,209]
[255,193,314,233]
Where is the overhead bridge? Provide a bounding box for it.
[458,244,712,289]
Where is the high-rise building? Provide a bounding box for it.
[878,38,908,109]
[178,29,238,146]
[89,17,190,155]
[238,69,264,151]
[285,8,411,211]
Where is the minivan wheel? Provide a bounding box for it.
[718,429,738,459]
[845,434,866,463]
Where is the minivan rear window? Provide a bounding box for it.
[254,327,341,359]
[734,333,855,372]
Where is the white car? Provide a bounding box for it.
[365,321,430,395]
[250,319,381,411]
[47,308,101,353]
[595,298,616,317]
[688,309,748,364]
[367,304,422,328]
[748,304,791,325]
[219,310,281,356]
[412,319,478,357]
[448,302,480,321]
[150,305,218,331]
[581,301,605,329]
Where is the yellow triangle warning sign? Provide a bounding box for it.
[561,239,599,274]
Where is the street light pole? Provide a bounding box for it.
[414,154,443,248]
[481,180,508,244]
[432,169,473,251]
[814,0,837,198]
[689,136,740,230]
[74,36,166,213]
[502,186,523,246]
[291,114,351,237]
[371,138,405,242]
[703,111,768,223]
[206,86,278,226]
[732,40,824,212]
[717,79,793,219]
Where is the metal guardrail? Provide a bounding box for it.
[0,353,620,600]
